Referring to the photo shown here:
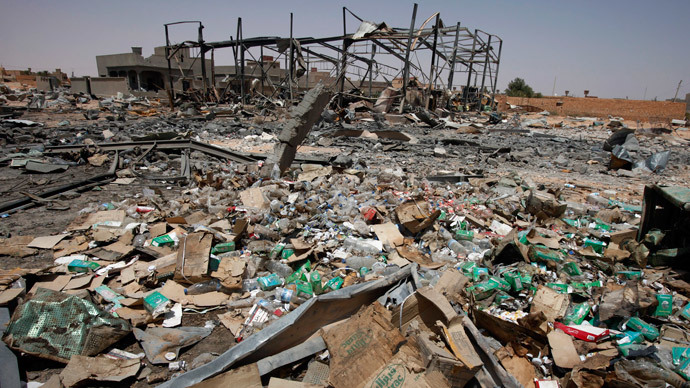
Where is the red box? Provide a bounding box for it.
[554,322,609,342]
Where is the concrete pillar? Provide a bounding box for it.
[136,71,142,90]
[263,82,331,175]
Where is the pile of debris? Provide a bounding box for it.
[1,84,690,388]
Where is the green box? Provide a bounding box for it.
[571,280,602,291]
[529,246,563,263]
[209,257,221,272]
[563,262,582,276]
[562,303,591,325]
[455,230,474,241]
[472,267,489,282]
[617,270,642,280]
[151,234,175,247]
[504,272,523,292]
[494,291,512,305]
[654,294,673,317]
[269,243,285,260]
[457,261,477,275]
[626,317,659,341]
[94,285,124,303]
[310,271,324,294]
[546,283,569,294]
[678,355,690,380]
[293,280,313,299]
[467,279,500,300]
[144,291,170,315]
[583,238,606,254]
[285,261,311,284]
[211,242,235,255]
[673,347,690,366]
[68,259,101,273]
[325,277,343,291]
[563,218,583,228]
[619,331,645,344]
[257,273,282,291]
[492,277,511,292]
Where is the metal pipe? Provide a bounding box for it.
[211,48,215,97]
[239,18,245,103]
[399,3,418,114]
[338,6,348,106]
[369,45,376,97]
[491,39,503,110]
[478,35,492,112]
[260,45,265,95]
[165,25,175,102]
[464,29,478,107]
[198,23,208,96]
[288,12,294,101]
[426,13,440,109]
[305,50,309,89]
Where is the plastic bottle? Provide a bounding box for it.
[276,218,293,233]
[383,264,402,276]
[353,219,371,236]
[269,199,283,214]
[372,261,387,275]
[133,234,147,247]
[346,256,378,270]
[343,238,381,255]
[305,196,320,212]
[263,259,293,278]
[475,238,492,250]
[615,359,690,388]
[256,298,283,316]
[227,297,256,309]
[295,200,308,214]
[269,243,285,260]
[274,287,307,304]
[242,278,259,292]
[448,239,468,256]
[185,279,234,295]
[438,227,454,241]
[586,193,609,208]
[253,225,279,241]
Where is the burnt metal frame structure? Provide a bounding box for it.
[163,3,502,111]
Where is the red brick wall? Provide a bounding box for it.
[496,95,685,122]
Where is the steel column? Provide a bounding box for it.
[399,3,418,113]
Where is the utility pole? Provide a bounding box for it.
[552,76,557,96]
[673,80,683,102]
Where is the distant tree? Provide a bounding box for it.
[534,92,543,98]
[505,77,535,98]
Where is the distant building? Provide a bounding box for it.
[91,46,383,97]
[96,46,212,92]
[95,48,346,95]
[0,67,69,88]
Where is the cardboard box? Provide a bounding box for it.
[554,322,609,342]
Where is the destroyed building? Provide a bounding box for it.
[95,46,202,92]
[1,3,690,388]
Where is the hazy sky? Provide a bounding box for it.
[1,0,688,100]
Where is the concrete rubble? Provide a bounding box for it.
[2,25,690,388]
